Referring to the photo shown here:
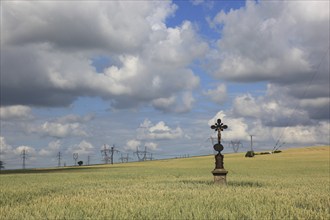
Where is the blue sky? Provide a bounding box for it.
[1,0,329,169]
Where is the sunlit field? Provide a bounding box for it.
[1,146,329,220]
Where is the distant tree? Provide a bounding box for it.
[0,161,5,170]
[78,161,83,166]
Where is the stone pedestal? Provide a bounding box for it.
[212,169,228,185]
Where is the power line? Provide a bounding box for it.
[273,46,330,148]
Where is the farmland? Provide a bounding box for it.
[0,146,329,220]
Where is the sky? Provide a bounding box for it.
[1,0,329,169]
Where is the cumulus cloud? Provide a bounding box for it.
[123,139,141,151]
[152,91,196,113]
[56,114,95,124]
[26,114,90,138]
[0,136,13,155]
[210,0,329,82]
[137,119,184,140]
[39,122,88,138]
[145,142,158,151]
[0,137,39,166]
[39,140,61,156]
[2,1,207,112]
[13,145,37,157]
[208,0,329,122]
[66,140,94,155]
[232,84,324,127]
[123,139,158,151]
[203,83,227,104]
[0,136,36,157]
[208,111,249,141]
[0,105,32,120]
[275,122,329,145]
[209,109,329,147]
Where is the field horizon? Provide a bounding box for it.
[1,146,329,219]
[1,145,327,173]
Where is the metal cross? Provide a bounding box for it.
[210,118,228,144]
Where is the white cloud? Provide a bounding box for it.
[204,0,330,136]
[40,122,88,139]
[123,139,158,152]
[137,119,184,140]
[0,105,32,120]
[208,111,249,141]
[232,94,261,118]
[209,108,330,147]
[2,1,207,112]
[56,114,95,124]
[13,145,37,157]
[25,114,90,138]
[210,0,329,82]
[0,136,13,155]
[0,136,37,164]
[124,139,141,151]
[149,121,171,132]
[203,83,227,104]
[145,142,158,151]
[232,87,312,127]
[66,140,94,156]
[39,140,61,156]
[273,122,330,145]
[152,91,196,113]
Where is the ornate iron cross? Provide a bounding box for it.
[210,118,228,152]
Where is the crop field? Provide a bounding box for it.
[1,146,329,220]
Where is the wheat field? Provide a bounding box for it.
[1,146,329,219]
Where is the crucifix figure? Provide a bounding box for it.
[210,118,228,169]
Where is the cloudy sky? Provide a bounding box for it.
[1,0,329,169]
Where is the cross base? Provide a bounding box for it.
[212,169,228,185]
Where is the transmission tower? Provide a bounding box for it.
[146,153,153,161]
[119,153,132,163]
[229,140,243,153]
[87,155,90,165]
[110,145,120,164]
[57,152,61,167]
[119,153,127,163]
[101,144,110,164]
[73,153,78,166]
[21,149,28,169]
[134,146,151,161]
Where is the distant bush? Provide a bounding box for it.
[78,161,83,166]
[245,151,255,157]
[273,150,282,154]
[255,151,272,155]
